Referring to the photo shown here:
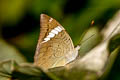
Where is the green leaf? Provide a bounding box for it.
[100,46,120,80]
[78,27,102,56]
[0,39,27,63]
[108,34,120,52]
[0,60,52,80]
[0,76,9,80]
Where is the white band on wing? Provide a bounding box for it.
[42,26,63,43]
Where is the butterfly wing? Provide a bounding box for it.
[34,14,75,69]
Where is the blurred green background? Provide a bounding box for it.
[0,0,120,80]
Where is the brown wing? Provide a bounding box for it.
[37,14,63,43]
[34,14,74,70]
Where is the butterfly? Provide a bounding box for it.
[34,14,80,70]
